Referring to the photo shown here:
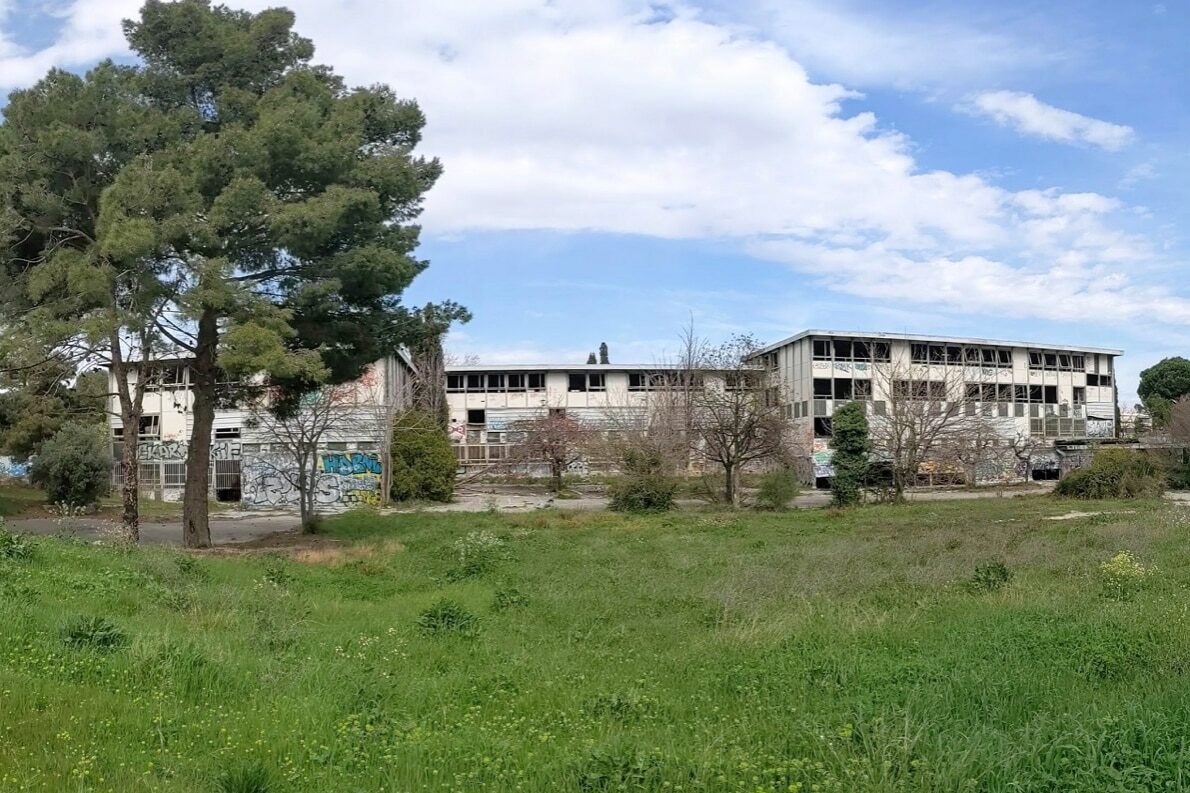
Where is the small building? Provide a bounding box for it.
[106,354,414,507]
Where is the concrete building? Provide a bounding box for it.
[748,330,1121,485]
[445,363,681,471]
[107,354,414,507]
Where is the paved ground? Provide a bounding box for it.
[4,482,1063,547]
[6,513,299,547]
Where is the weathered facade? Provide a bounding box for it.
[748,330,1122,485]
[107,355,414,508]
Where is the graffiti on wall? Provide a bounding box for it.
[0,457,29,479]
[1086,419,1115,438]
[242,451,382,509]
[138,439,241,461]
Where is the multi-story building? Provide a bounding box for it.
[445,363,683,470]
[748,330,1121,485]
[107,354,413,507]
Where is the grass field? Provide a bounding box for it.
[0,483,229,520]
[3,497,1190,791]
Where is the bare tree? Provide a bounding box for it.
[1009,432,1043,484]
[245,382,359,532]
[867,359,982,501]
[509,411,593,493]
[686,334,790,506]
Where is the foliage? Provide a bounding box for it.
[450,530,507,578]
[1138,357,1190,406]
[3,496,1189,790]
[416,599,478,636]
[969,560,1012,593]
[753,468,800,511]
[0,520,33,560]
[216,760,275,793]
[1054,449,1165,499]
[830,401,870,507]
[1100,550,1153,601]
[511,413,592,493]
[29,423,110,507]
[390,409,457,503]
[61,615,127,651]
[608,447,677,513]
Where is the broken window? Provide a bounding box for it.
[1072,355,1085,370]
[508,373,525,390]
[872,342,891,362]
[467,409,486,425]
[929,345,946,363]
[138,415,160,439]
[487,373,505,390]
[814,417,833,437]
[446,374,464,392]
[528,373,546,390]
[946,345,962,363]
[853,379,871,400]
[833,340,852,360]
[911,344,929,363]
[587,373,605,392]
[466,374,484,390]
[997,349,1012,366]
[834,379,853,399]
[853,341,871,360]
[813,378,832,398]
[1073,386,1085,405]
[813,339,831,359]
[998,384,1013,401]
[966,383,981,401]
[1044,385,1058,404]
[568,373,586,392]
[1028,351,1043,368]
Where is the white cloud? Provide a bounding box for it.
[1,0,1184,337]
[966,90,1135,151]
[0,0,139,91]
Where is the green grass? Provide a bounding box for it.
[3,497,1190,791]
[0,482,230,519]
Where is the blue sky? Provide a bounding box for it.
[2,0,1187,401]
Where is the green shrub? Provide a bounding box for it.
[609,447,677,513]
[1054,449,1165,499]
[416,599,478,635]
[62,615,126,651]
[29,423,110,507]
[830,402,870,507]
[1100,550,1153,601]
[390,409,457,503]
[753,468,800,511]
[969,560,1012,593]
[0,521,33,560]
[216,760,275,793]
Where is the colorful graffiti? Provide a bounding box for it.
[138,439,241,461]
[241,450,382,509]
[0,457,29,479]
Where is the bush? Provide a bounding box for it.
[217,761,275,793]
[0,520,33,560]
[753,468,800,511]
[830,401,870,507]
[416,599,478,635]
[29,423,110,507]
[1100,550,1153,601]
[450,530,507,578]
[1054,449,1165,499]
[969,560,1012,593]
[62,615,127,651]
[390,409,457,503]
[608,446,677,513]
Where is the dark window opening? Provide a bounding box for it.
[466,374,484,390]
[1073,386,1085,405]
[568,373,587,392]
[834,379,853,399]
[911,344,928,363]
[813,378,832,397]
[487,374,505,390]
[467,409,486,425]
[447,374,464,392]
[853,379,871,400]
[873,342,891,362]
[508,373,525,390]
[528,373,545,389]
[997,349,1012,366]
[814,417,833,437]
[813,339,831,359]
[833,340,852,360]
[1044,385,1058,404]
[588,373,605,392]
[853,341,870,360]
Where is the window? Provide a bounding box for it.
[929,381,946,400]
[813,378,832,398]
[528,373,546,390]
[139,463,161,487]
[467,409,486,425]
[997,349,1012,366]
[164,463,186,487]
[568,373,586,392]
[1028,351,1043,368]
[587,373,606,392]
[966,383,981,401]
[1044,353,1058,368]
[446,374,464,392]
[982,349,996,366]
[138,415,160,439]
[487,373,505,390]
[1029,385,1043,403]
[982,383,997,402]
[833,340,852,360]
[628,372,646,391]
[1058,354,1071,369]
[215,427,240,439]
[466,374,483,390]
[1073,387,1085,405]
[834,379,852,399]
[853,379,871,400]
[911,344,929,363]
[1044,385,1058,404]
[946,346,962,363]
[873,342,891,362]
[853,341,870,360]
[1072,355,1085,370]
[508,373,525,390]
[813,339,831,359]
[325,441,348,451]
[998,384,1013,401]
[966,347,982,365]
[814,417,833,437]
[929,345,946,363]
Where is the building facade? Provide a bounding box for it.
[107,354,414,508]
[748,330,1121,485]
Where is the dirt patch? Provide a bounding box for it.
[196,530,404,565]
[1046,510,1136,521]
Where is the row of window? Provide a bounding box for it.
[812,339,892,362]
[446,372,548,393]
[1026,351,1091,371]
[910,344,1014,367]
[812,377,1107,403]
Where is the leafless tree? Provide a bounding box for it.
[1009,432,1044,484]
[245,382,359,532]
[509,411,594,493]
[685,334,791,506]
[867,358,984,501]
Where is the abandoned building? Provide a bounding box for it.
[106,354,414,508]
[747,330,1122,486]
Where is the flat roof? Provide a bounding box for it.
[749,330,1123,357]
[446,363,686,372]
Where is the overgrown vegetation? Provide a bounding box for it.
[390,409,458,503]
[28,423,110,507]
[2,497,1189,790]
[608,448,677,513]
[1054,448,1166,499]
[829,401,870,506]
[753,468,800,511]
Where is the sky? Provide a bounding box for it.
[2,1,1188,402]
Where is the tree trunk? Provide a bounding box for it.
[118,399,141,543]
[724,463,736,507]
[182,309,217,548]
[551,460,563,494]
